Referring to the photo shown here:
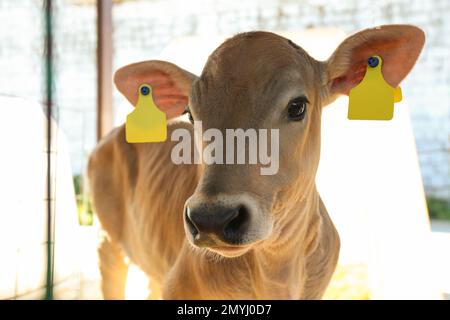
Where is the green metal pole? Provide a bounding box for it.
[44,0,54,300]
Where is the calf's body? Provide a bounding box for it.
[88,25,424,299]
[89,122,339,299]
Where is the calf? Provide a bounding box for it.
[88,25,424,299]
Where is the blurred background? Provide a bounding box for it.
[0,0,448,299]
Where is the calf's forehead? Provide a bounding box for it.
[190,32,317,123]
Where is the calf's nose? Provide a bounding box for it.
[184,204,250,246]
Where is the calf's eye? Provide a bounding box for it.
[287,96,308,121]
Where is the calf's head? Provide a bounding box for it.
[115,25,424,258]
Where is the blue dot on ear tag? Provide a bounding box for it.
[140,86,150,95]
[367,56,379,68]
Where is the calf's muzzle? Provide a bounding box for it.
[184,203,251,247]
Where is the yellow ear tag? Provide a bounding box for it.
[125,84,167,143]
[348,55,402,121]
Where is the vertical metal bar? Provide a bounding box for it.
[43,0,54,300]
[97,0,113,140]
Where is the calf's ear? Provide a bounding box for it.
[323,24,425,105]
[114,60,197,119]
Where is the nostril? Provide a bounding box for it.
[184,207,199,238]
[224,205,250,238]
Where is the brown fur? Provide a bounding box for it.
[88,25,424,299]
